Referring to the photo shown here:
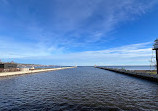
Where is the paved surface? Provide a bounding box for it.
[0,67,75,77]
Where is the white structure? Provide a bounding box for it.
[20,68,29,72]
[30,66,35,70]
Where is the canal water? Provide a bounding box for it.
[0,67,158,111]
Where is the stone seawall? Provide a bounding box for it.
[96,67,158,83]
[0,67,75,77]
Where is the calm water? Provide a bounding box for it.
[0,67,158,111]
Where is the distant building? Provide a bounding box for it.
[0,63,17,69]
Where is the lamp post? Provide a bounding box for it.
[153,39,158,74]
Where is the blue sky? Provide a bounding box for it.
[0,0,158,66]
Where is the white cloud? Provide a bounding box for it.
[4,42,152,66]
[6,0,156,47]
[0,36,64,58]
[1,0,157,48]
[58,42,153,65]
[47,0,158,43]
[0,37,154,65]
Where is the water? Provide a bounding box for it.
[0,67,158,111]
[104,66,155,70]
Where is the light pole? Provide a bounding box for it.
[153,39,158,74]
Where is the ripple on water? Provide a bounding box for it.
[0,67,158,110]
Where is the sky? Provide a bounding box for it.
[0,0,158,66]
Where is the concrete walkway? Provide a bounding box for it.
[96,67,158,83]
[0,67,75,77]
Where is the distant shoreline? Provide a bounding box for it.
[0,67,75,77]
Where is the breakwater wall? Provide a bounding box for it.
[0,67,75,77]
[96,67,158,83]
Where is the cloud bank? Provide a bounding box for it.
[1,40,154,65]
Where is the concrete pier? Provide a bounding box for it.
[96,67,158,83]
[0,67,75,77]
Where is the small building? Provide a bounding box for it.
[20,68,29,72]
[0,63,17,69]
